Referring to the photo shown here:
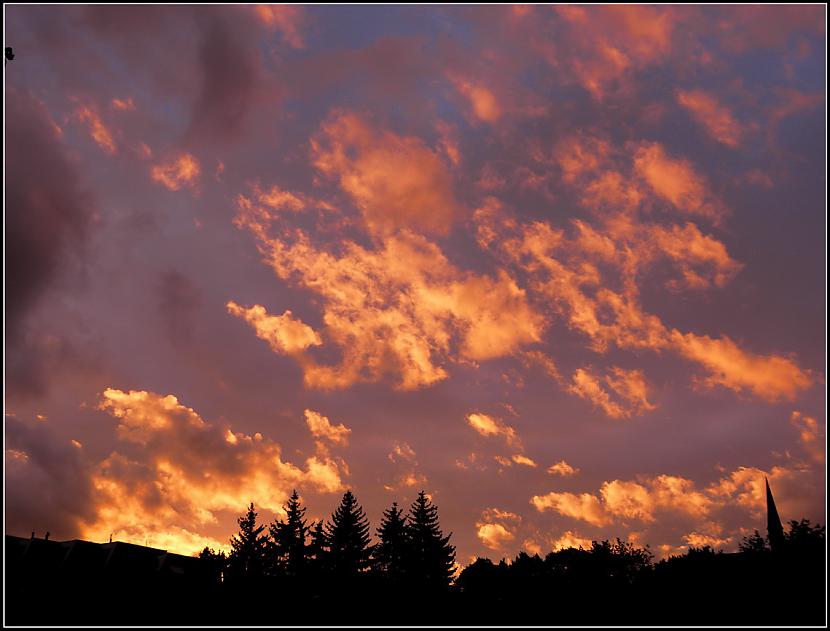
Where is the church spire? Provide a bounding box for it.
[765,477,786,553]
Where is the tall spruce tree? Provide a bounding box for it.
[374,502,408,583]
[325,490,373,577]
[227,502,268,582]
[406,491,456,589]
[269,490,310,578]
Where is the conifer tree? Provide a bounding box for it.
[325,490,373,577]
[307,520,329,576]
[405,491,456,590]
[227,502,268,582]
[373,501,408,583]
[269,490,310,578]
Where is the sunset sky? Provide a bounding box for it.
[5,5,826,564]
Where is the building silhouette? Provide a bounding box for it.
[765,477,786,553]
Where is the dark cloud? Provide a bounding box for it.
[186,14,263,143]
[5,89,98,400]
[5,415,96,540]
[6,89,93,335]
[156,269,202,347]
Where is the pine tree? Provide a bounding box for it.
[405,491,456,590]
[373,501,408,584]
[227,502,268,582]
[269,490,309,578]
[325,490,373,577]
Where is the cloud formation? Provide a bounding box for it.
[676,89,744,148]
[568,366,655,419]
[77,389,349,554]
[311,111,463,236]
[532,460,821,549]
[151,153,201,191]
[227,302,322,354]
[233,196,544,390]
[305,409,351,446]
[466,412,519,446]
[476,508,521,550]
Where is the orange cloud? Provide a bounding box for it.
[548,460,579,477]
[245,184,307,213]
[683,532,732,549]
[73,103,116,154]
[704,465,813,516]
[253,4,306,48]
[551,530,593,551]
[569,366,655,419]
[512,454,538,468]
[226,301,322,354]
[581,170,644,213]
[552,5,675,99]
[487,207,808,404]
[111,97,136,112]
[476,522,515,550]
[570,368,627,419]
[448,74,502,123]
[383,441,427,492]
[466,412,519,446]
[233,200,543,389]
[554,134,613,184]
[676,89,743,147]
[521,349,562,382]
[633,142,725,223]
[304,409,351,446]
[151,153,200,191]
[531,491,609,527]
[671,330,813,401]
[311,111,462,236]
[476,508,521,550]
[648,222,743,290]
[533,463,817,543]
[790,411,824,464]
[85,389,349,555]
[533,473,714,527]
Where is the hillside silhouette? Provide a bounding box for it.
[5,486,826,626]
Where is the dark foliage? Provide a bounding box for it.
[5,497,825,626]
[323,490,373,577]
[198,546,226,584]
[405,491,456,591]
[373,501,408,584]
[268,490,309,579]
[225,502,268,583]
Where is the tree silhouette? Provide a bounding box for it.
[325,490,372,577]
[198,546,227,584]
[307,520,328,572]
[269,490,309,579]
[373,501,408,584]
[405,491,455,590]
[226,502,268,583]
[738,529,768,553]
[784,518,825,553]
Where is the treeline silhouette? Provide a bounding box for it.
[198,490,455,597]
[5,489,826,626]
[194,490,826,625]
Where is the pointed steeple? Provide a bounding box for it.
[765,477,786,553]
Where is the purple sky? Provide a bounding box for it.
[5,5,826,564]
